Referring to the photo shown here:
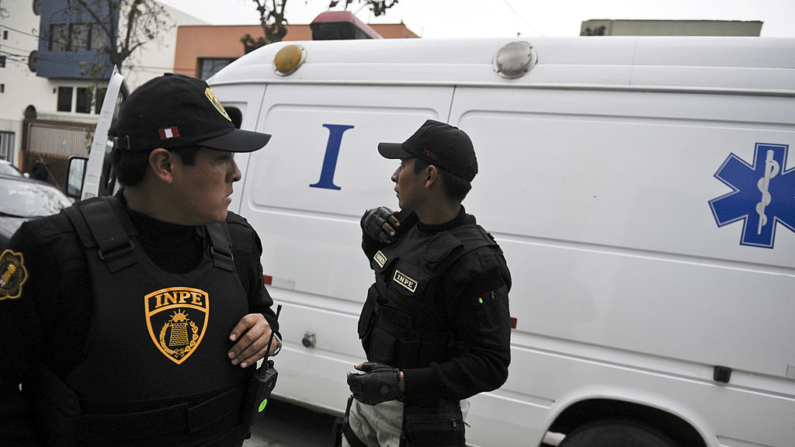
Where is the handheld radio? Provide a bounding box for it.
[242,304,281,427]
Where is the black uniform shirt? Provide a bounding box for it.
[0,192,277,443]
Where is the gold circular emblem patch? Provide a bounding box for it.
[205,88,232,122]
[0,250,28,300]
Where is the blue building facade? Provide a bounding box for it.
[37,0,116,80]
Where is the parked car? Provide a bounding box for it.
[0,160,24,177]
[0,174,72,250]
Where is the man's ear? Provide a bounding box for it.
[424,165,440,189]
[149,148,175,184]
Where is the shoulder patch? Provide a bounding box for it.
[0,250,28,300]
[374,250,387,268]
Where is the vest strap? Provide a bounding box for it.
[74,384,245,441]
[65,198,138,273]
[206,222,235,272]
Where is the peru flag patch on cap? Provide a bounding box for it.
[159,126,180,140]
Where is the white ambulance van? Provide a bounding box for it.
[205,36,795,447]
[76,35,795,447]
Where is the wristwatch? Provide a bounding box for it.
[271,335,282,356]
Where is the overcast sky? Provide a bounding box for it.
[158,0,795,38]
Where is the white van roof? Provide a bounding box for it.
[210,37,795,94]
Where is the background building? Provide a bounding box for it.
[0,0,203,187]
[174,19,418,80]
[581,19,763,36]
[0,0,46,166]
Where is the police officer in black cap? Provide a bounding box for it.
[342,120,512,447]
[0,74,280,446]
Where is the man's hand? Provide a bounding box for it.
[362,207,400,243]
[347,362,403,405]
[228,313,276,368]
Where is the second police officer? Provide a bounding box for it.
[344,120,513,447]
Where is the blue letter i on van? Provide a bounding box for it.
[310,124,354,191]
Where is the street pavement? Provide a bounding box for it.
[244,399,339,447]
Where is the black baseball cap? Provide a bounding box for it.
[109,73,271,152]
[378,120,478,182]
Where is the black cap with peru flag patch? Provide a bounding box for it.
[109,73,271,152]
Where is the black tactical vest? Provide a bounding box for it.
[58,197,250,445]
[357,222,499,369]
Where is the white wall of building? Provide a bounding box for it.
[0,0,52,165]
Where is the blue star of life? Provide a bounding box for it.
[709,143,795,249]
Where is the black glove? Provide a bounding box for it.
[361,207,399,243]
[347,362,402,406]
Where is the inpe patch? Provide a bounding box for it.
[0,250,27,300]
[145,287,209,364]
[392,270,418,293]
[374,250,387,268]
[709,143,795,248]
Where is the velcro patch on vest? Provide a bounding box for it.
[392,269,418,293]
[0,250,28,300]
[145,287,209,364]
[374,250,388,269]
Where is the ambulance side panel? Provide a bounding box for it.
[450,87,795,446]
[209,38,795,447]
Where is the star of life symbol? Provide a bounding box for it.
[709,143,795,248]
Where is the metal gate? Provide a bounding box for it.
[22,119,95,189]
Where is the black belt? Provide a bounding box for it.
[344,424,369,447]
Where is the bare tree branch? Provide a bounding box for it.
[57,0,173,75]
[334,0,398,17]
[243,0,397,53]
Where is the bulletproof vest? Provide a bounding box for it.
[358,222,499,369]
[59,197,249,445]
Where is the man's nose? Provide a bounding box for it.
[230,159,242,183]
[391,168,399,183]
